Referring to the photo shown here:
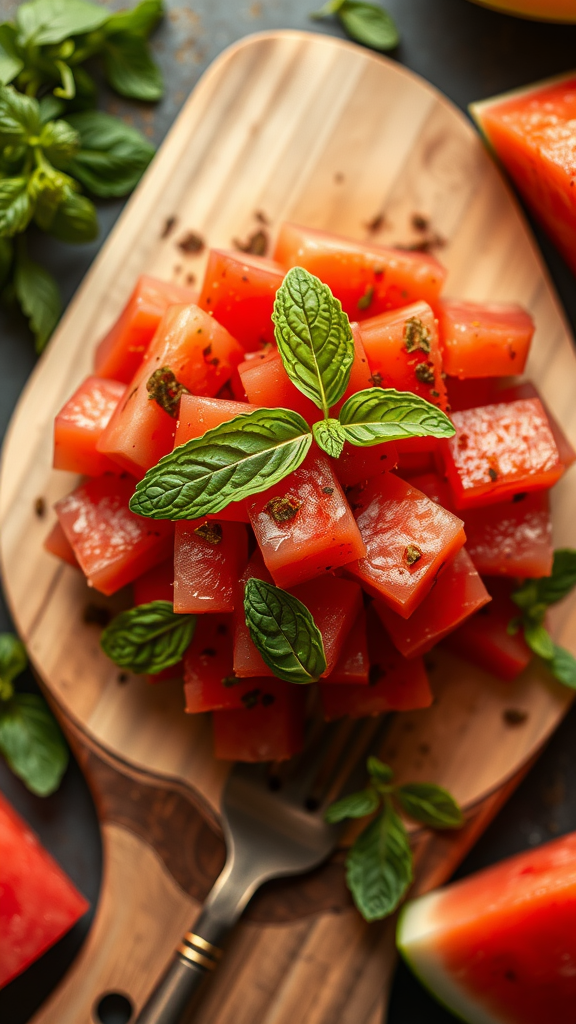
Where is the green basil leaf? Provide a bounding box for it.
[523,622,555,661]
[0,633,27,700]
[103,33,163,101]
[367,756,394,783]
[0,693,68,796]
[325,788,380,823]
[45,187,98,243]
[39,118,80,164]
[272,267,354,415]
[0,85,40,145]
[0,177,33,236]
[130,407,313,520]
[244,578,327,685]
[17,0,109,46]
[14,248,61,352]
[312,417,346,458]
[0,236,13,289]
[101,600,196,675]
[346,806,412,921]
[38,95,65,123]
[0,24,24,85]
[65,111,154,197]
[395,783,464,829]
[550,644,576,689]
[338,387,455,445]
[104,0,164,37]
[337,1,399,52]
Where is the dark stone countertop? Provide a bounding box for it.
[2,2,576,1021]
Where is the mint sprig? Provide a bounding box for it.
[0,633,69,796]
[101,601,196,675]
[273,267,355,417]
[510,549,576,688]
[131,273,454,520]
[326,758,463,921]
[244,578,327,684]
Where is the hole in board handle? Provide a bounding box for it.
[94,992,134,1024]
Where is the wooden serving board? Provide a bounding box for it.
[1,29,576,1024]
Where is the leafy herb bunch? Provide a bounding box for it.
[0,632,68,795]
[0,0,163,351]
[326,756,463,920]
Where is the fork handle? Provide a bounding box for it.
[135,910,230,1024]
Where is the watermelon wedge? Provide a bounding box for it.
[397,831,576,1024]
[470,73,576,277]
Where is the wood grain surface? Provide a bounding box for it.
[1,29,575,1024]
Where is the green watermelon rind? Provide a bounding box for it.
[396,891,505,1024]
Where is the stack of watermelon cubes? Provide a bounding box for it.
[46,223,574,761]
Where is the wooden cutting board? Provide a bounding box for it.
[1,29,576,1024]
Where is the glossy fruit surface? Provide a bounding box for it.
[0,792,89,988]
[398,830,576,1024]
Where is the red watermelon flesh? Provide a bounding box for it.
[470,74,576,277]
[0,791,89,988]
[397,830,576,1024]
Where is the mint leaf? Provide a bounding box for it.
[0,633,27,700]
[65,111,155,198]
[338,387,455,446]
[523,622,555,661]
[550,644,576,688]
[346,806,412,921]
[244,578,327,685]
[105,0,164,36]
[0,24,24,85]
[514,549,576,610]
[130,408,313,520]
[101,600,195,675]
[325,788,380,823]
[16,0,109,46]
[43,186,98,243]
[0,86,40,145]
[0,693,68,796]
[337,1,399,51]
[395,783,464,829]
[39,118,80,164]
[273,267,354,416]
[367,756,394,783]
[14,247,61,352]
[313,418,346,458]
[103,33,163,101]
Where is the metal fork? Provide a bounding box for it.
[135,717,384,1024]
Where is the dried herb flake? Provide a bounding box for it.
[146,367,188,418]
[404,543,422,566]
[194,522,223,546]
[404,317,431,354]
[265,496,302,523]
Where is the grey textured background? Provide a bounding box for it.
[2,1,576,1021]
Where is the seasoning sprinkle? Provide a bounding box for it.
[404,316,431,354]
[146,367,188,417]
[194,522,223,546]
[415,363,435,385]
[265,496,302,523]
[404,543,422,566]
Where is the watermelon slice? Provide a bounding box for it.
[470,73,576,277]
[0,791,89,988]
[397,830,576,1024]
